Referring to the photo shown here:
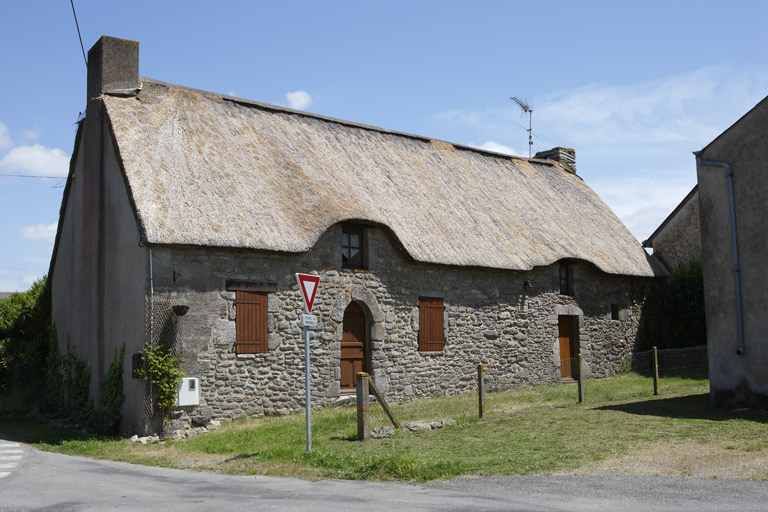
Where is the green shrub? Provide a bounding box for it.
[137,341,184,416]
[638,259,706,350]
[667,260,706,348]
[0,279,52,393]
[61,343,94,426]
[94,345,125,434]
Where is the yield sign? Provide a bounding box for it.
[295,273,320,313]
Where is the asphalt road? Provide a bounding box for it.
[2,439,768,512]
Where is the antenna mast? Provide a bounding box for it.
[510,96,533,157]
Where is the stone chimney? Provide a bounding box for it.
[86,36,141,101]
[534,147,576,174]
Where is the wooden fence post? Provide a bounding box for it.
[356,372,370,441]
[478,363,485,419]
[653,346,659,395]
[577,354,584,404]
[368,376,400,429]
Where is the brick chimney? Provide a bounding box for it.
[86,36,141,101]
[534,147,576,174]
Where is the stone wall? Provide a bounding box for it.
[147,224,651,430]
[649,190,701,272]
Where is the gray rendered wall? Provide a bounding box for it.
[101,132,147,434]
[149,226,649,431]
[697,97,768,408]
[50,120,146,434]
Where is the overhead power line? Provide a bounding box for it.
[0,174,67,179]
[70,0,87,67]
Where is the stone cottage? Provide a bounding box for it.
[49,36,662,434]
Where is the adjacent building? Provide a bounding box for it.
[695,95,768,408]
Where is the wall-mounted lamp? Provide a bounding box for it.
[523,280,533,290]
[172,304,190,316]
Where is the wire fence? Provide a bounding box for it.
[143,292,184,431]
[362,345,710,430]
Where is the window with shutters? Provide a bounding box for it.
[235,290,268,354]
[418,297,445,352]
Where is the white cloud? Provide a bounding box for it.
[428,65,768,243]
[20,223,58,243]
[590,172,697,241]
[0,122,11,149]
[22,128,41,141]
[432,65,768,158]
[286,90,312,110]
[0,273,39,293]
[536,65,768,151]
[468,141,523,156]
[0,144,69,177]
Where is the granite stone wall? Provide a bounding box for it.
[147,224,650,430]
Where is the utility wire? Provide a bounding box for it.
[70,0,87,67]
[0,174,67,179]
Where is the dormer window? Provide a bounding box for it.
[342,225,365,269]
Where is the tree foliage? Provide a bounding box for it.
[0,278,52,393]
[666,260,707,348]
[638,259,707,350]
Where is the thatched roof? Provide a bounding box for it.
[103,79,659,277]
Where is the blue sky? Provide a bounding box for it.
[1,0,766,291]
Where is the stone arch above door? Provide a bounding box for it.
[331,285,385,342]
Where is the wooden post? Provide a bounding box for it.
[577,354,584,404]
[653,346,659,395]
[356,372,370,441]
[478,363,485,419]
[368,377,400,428]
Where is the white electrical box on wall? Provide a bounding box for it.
[177,377,200,406]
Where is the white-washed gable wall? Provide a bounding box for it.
[147,225,649,430]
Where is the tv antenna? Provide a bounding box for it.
[510,96,533,157]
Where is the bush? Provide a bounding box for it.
[666,260,706,348]
[137,341,184,415]
[638,259,706,350]
[0,279,52,393]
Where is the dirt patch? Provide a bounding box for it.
[559,440,768,480]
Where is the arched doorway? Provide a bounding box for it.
[341,302,367,392]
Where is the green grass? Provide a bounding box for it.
[2,375,766,482]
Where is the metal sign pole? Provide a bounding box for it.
[304,303,312,453]
[295,273,319,454]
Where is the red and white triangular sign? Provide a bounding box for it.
[295,273,320,313]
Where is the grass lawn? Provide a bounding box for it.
[2,375,766,481]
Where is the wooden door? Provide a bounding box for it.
[558,315,577,380]
[341,302,366,392]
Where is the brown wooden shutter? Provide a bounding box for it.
[236,291,268,354]
[419,297,445,351]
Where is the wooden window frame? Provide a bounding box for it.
[342,225,366,269]
[235,290,268,354]
[418,297,445,352]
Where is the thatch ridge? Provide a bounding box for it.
[103,80,659,277]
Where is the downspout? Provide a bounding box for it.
[694,152,745,355]
[149,244,154,343]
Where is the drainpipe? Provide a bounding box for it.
[149,245,154,343]
[694,152,744,355]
